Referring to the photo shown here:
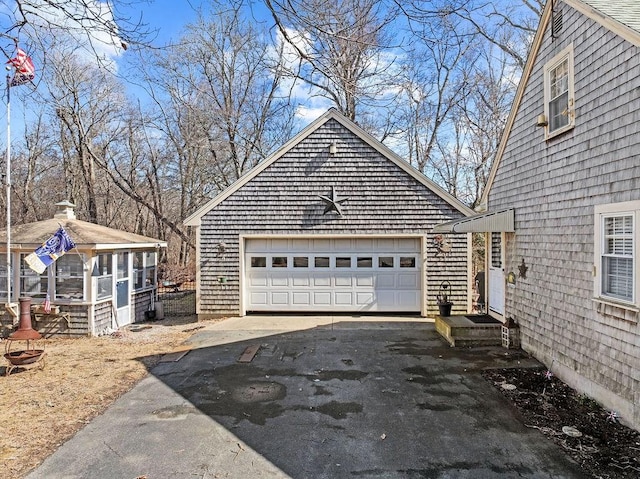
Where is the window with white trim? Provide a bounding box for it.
[594,202,639,307]
[95,253,113,300]
[19,253,48,298]
[133,251,157,289]
[544,44,575,137]
[55,254,85,300]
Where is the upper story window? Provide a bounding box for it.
[594,202,639,308]
[544,44,574,138]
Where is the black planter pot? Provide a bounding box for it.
[438,303,453,316]
[144,310,157,321]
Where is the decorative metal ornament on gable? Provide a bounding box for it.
[433,234,452,257]
[318,186,349,216]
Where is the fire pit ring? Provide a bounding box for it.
[4,350,46,375]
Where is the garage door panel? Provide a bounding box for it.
[355,238,374,250]
[292,276,310,286]
[356,292,374,305]
[398,274,419,288]
[397,238,419,251]
[377,291,396,308]
[335,276,353,287]
[250,276,268,287]
[334,238,353,250]
[335,292,353,305]
[376,238,395,250]
[312,239,331,252]
[314,277,331,287]
[293,292,311,305]
[271,276,289,287]
[271,292,289,305]
[356,276,374,287]
[250,292,268,305]
[314,292,332,305]
[376,274,395,288]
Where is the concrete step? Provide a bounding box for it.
[435,315,502,348]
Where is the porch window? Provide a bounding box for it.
[55,254,85,300]
[595,202,639,306]
[19,253,48,298]
[95,253,113,300]
[145,252,156,287]
[544,44,574,138]
[0,264,8,301]
[133,252,156,289]
[133,253,144,289]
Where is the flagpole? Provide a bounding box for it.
[5,73,11,307]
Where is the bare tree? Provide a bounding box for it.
[265,0,398,122]
[45,47,126,222]
[0,0,152,63]
[144,1,296,208]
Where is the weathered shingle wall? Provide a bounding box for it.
[199,118,469,316]
[488,3,640,427]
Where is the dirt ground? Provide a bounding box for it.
[0,316,222,479]
[483,367,640,478]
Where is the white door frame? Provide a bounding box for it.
[488,231,505,319]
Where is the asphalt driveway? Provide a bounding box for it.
[27,316,585,478]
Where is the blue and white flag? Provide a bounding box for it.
[24,227,77,274]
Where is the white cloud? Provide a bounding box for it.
[19,0,125,67]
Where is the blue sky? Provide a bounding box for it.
[138,0,201,46]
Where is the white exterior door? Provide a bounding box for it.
[488,232,505,316]
[244,238,422,313]
[116,253,131,327]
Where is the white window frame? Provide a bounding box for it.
[95,253,113,301]
[55,254,86,301]
[544,44,575,139]
[19,252,48,299]
[594,201,640,309]
[133,251,157,290]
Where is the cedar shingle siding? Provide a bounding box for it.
[195,116,471,317]
[487,1,640,429]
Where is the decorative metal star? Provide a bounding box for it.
[318,186,349,216]
[518,258,528,279]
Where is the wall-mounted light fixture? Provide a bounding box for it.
[217,242,227,256]
[536,114,548,127]
[329,141,337,155]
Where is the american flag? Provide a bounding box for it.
[6,47,35,86]
[43,293,51,314]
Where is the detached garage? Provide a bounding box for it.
[185,109,474,319]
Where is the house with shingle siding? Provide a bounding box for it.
[438,0,640,430]
[185,109,474,319]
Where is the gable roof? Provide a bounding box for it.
[185,108,474,226]
[481,0,640,208]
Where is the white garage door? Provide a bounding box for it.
[245,238,422,312]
